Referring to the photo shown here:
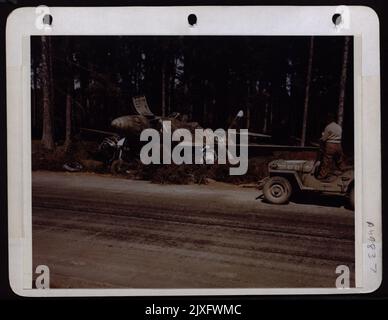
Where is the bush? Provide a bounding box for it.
[32,139,103,172]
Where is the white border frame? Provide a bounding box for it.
[6,6,381,296]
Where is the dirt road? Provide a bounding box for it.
[32,171,354,288]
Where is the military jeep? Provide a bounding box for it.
[258,159,354,209]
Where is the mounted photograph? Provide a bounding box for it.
[6,6,381,296]
[31,35,355,289]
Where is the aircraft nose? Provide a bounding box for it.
[111,118,120,128]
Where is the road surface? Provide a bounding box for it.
[32,171,355,288]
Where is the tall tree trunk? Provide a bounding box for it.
[262,88,270,134]
[246,103,251,129]
[64,86,72,151]
[161,59,166,116]
[65,37,76,146]
[168,70,175,115]
[301,36,314,147]
[203,100,207,127]
[263,101,269,134]
[32,64,38,131]
[167,75,172,116]
[48,37,55,114]
[337,36,350,127]
[246,81,251,129]
[167,58,176,116]
[40,36,55,150]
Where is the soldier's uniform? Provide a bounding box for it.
[317,121,345,179]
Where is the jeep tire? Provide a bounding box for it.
[263,176,292,204]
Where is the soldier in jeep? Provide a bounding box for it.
[317,113,345,180]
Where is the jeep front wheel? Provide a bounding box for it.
[263,176,292,204]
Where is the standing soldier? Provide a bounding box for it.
[317,113,345,180]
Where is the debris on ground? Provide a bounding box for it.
[63,161,83,172]
[32,138,324,185]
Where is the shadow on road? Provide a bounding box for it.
[292,192,350,209]
[258,191,353,210]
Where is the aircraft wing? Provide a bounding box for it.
[246,131,272,138]
[234,131,272,138]
[80,127,118,137]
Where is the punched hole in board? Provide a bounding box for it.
[188,14,197,26]
[332,13,342,26]
[43,14,53,26]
